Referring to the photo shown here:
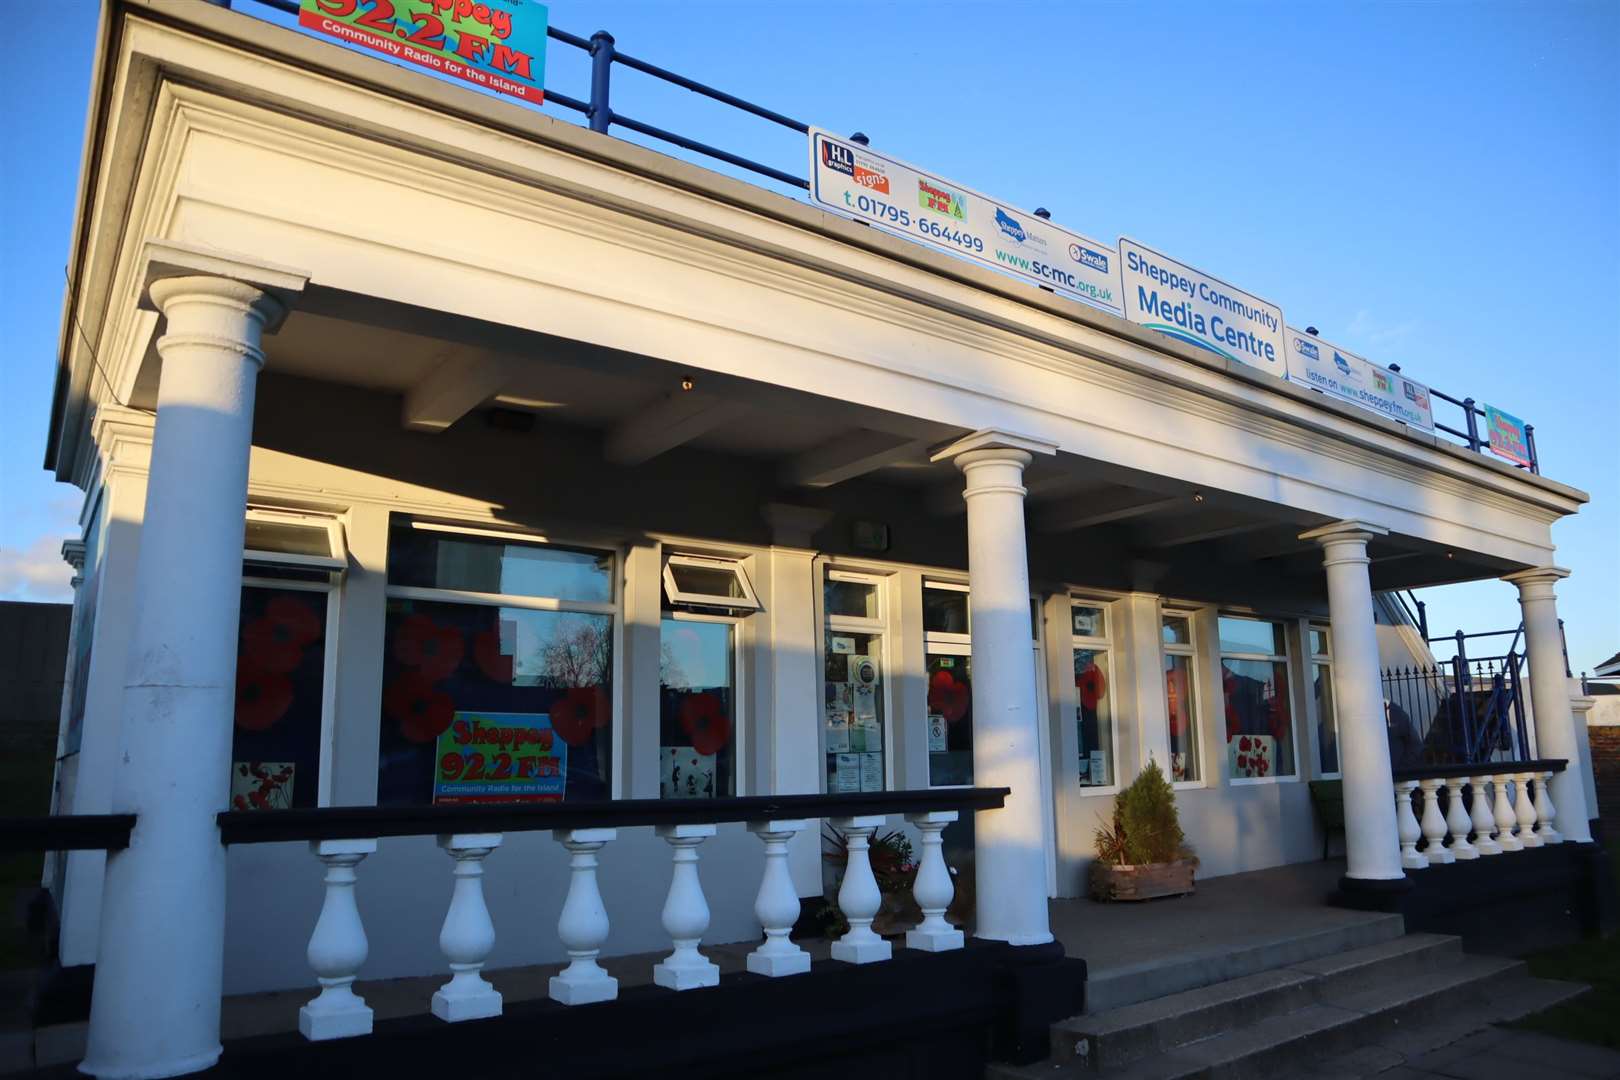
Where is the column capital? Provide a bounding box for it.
[1298,520,1390,546]
[929,428,1058,466]
[61,538,86,574]
[1570,695,1596,716]
[1501,566,1571,589]
[139,240,308,334]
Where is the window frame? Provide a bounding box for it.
[1307,622,1341,780]
[659,606,748,798]
[1216,613,1302,786]
[661,553,761,612]
[1160,608,1205,790]
[1071,594,1120,797]
[819,565,894,793]
[243,507,348,573]
[239,573,340,808]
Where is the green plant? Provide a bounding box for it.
[1093,759,1196,867]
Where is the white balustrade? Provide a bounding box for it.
[432,833,503,1022]
[1513,773,1543,848]
[830,815,893,964]
[746,819,812,977]
[1493,773,1523,852]
[300,839,377,1041]
[551,828,619,1004]
[1442,778,1477,860]
[1395,781,1428,870]
[1469,776,1502,856]
[1533,771,1562,844]
[1417,779,1454,864]
[905,811,962,952]
[653,823,721,990]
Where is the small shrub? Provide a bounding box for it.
[1093,759,1196,867]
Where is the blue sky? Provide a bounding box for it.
[2,0,1616,672]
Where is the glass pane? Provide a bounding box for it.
[232,587,327,810]
[377,598,612,805]
[925,653,973,786]
[824,577,878,620]
[1314,661,1339,774]
[1164,653,1199,783]
[660,620,737,798]
[825,632,885,794]
[244,518,332,558]
[1220,657,1295,778]
[1072,605,1106,639]
[1162,614,1192,646]
[1218,616,1284,656]
[1075,648,1113,787]
[923,587,970,634]
[668,561,746,601]
[1310,628,1330,658]
[388,524,613,603]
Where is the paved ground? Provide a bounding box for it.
[1375,1027,1620,1079]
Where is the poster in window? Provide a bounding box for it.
[859,752,884,792]
[834,753,862,793]
[830,635,856,655]
[231,762,295,811]
[433,711,567,804]
[1227,733,1274,779]
[825,701,851,753]
[1089,750,1110,787]
[661,746,716,799]
[848,654,878,688]
[927,713,948,753]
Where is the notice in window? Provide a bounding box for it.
[825,701,851,753]
[834,753,862,793]
[859,752,884,792]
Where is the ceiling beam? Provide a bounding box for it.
[1033,491,1183,534]
[401,352,515,433]
[603,392,749,466]
[1139,515,1273,550]
[780,430,932,488]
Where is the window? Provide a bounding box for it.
[379,522,616,806]
[924,582,973,786]
[824,570,887,793]
[1073,602,1114,788]
[662,554,759,611]
[1161,612,1201,784]
[1310,626,1338,776]
[1218,616,1296,780]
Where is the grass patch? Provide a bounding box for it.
[1510,843,1620,1048]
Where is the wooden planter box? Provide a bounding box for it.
[1089,859,1196,901]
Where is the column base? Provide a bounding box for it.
[1333,874,1413,912]
[549,970,618,1005]
[431,986,502,1022]
[987,939,1084,1065]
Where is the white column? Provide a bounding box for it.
[746,818,812,976]
[931,430,1057,946]
[551,828,618,1004]
[298,839,378,1040]
[1300,522,1405,884]
[1443,778,1478,859]
[905,810,962,952]
[1503,567,1594,844]
[830,814,892,964]
[1469,776,1502,856]
[653,823,720,990]
[1418,779,1454,864]
[1513,772,1543,848]
[1493,773,1523,852]
[83,260,301,1080]
[1395,781,1428,870]
[432,833,503,1022]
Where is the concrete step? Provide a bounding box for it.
[1047,933,1465,1071]
[1080,912,1404,1014]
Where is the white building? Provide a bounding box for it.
[31,3,1603,1078]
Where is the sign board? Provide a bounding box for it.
[1118,238,1287,379]
[1483,404,1532,467]
[299,0,547,103]
[433,711,566,803]
[808,129,1122,315]
[1284,328,1434,430]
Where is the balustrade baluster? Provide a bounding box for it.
[1513,773,1543,848]
[1533,770,1562,844]
[299,839,377,1041]
[1442,778,1477,859]
[746,819,812,977]
[551,828,619,1004]
[432,833,503,1022]
[830,815,893,963]
[654,823,720,990]
[1493,772,1523,852]
[905,811,962,952]
[1418,779,1454,864]
[1469,776,1502,855]
[1395,781,1427,869]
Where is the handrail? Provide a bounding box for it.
[1393,758,1564,783]
[219,787,1009,844]
[0,813,136,853]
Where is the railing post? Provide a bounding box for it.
[653,823,720,990]
[1443,778,1478,859]
[1415,597,1428,641]
[1493,772,1523,852]
[746,819,812,977]
[299,839,377,1041]
[588,31,615,133]
[829,814,893,964]
[1395,781,1427,870]
[1525,424,1540,474]
[905,811,962,952]
[432,833,503,1022]
[551,828,619,1004]
[1418,778,1454,864]
[1533,770,1562,844]
[1469,776,1502,855]
[1462,397,1482,451]
[1513,772,1543,847]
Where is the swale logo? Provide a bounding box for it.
[1293,336,1320,361]
[1068,243,1109,274]
[994,209,1027,243]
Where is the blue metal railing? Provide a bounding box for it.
[1428,389,1539,474]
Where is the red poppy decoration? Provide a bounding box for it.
[393,614,465,681]
[1076,663,1107,711]
[473,628,514,685]
[241,595,323,674]
[679,692,733,756]
[383,671,455,743]
[928,670,970,724]
[234,664,293,731]
[553,686,606,748]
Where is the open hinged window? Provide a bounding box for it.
[661,554,760,612]
[243,509,347,577]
